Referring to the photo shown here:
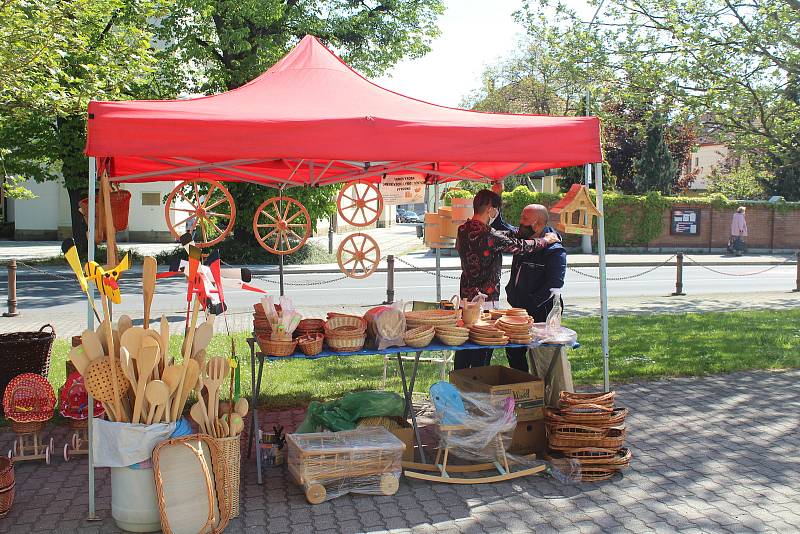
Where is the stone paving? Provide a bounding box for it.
[0,369,797,533]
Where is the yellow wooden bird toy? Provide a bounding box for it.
[85,254,131,304]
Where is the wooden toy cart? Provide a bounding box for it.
[3,374,56,464]
[286,427,404,504]
[60,371,105,461]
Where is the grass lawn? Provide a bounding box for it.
[45,309,799,410]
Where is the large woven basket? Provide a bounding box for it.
[324,315,366,334]
[0,325,54,416]
[559,391,616,408]
[404,326,435,348]
[0,483,14,519]
[214,436,241,518]
[256,335,297,357]
[0,458,14,492]
[326,334,366,352]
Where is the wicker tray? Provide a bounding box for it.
[559,391,616,407]
[548,426,626,450]
[545,406,628,427]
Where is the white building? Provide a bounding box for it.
[686,142,729,191]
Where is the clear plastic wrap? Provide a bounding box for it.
[286,426,404,503]
[363,303,406,350]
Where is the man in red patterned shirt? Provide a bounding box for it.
[454,189,559,369]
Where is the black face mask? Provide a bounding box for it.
[518,224,535,238]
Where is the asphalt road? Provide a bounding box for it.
[4,264,795,315]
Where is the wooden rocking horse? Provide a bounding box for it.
[403,382,546,484]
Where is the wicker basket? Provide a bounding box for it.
[296,319,325,334]
[214,436,241,518]
[0,325,55,416]
[324,315,367,334]
[298,334,324,357]
[404,326,435,348]
[435,333,469,346]
[256,335,297,357]
[326,334,366,353]
[548,425,626,450]
[0,482,14,519]
[10,420,45,434]
[545,406,628,427]
[559,391,616,407]
[0,458,13,491]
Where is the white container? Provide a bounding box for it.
[111,466,162,532]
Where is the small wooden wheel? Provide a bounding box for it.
[165,178,236,248]
[63,443,70,462]
[253,197,311,255]
[380,473,399,496]
[305,483,326,504]
[337,182,383,227]
[337,233,380,279]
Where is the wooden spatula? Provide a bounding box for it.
[191,323,214,357]
[120,327,146,364]
[142,257,157,330]
[120,347,138,391]
[132,336,160,424]
[171,297,200,421]
[81,330,105,361]
[145,380,169,425]
[69,346,90,376]
[161,364,183,423]
[117,315,133,337]
[204,357,229,424]
[190,402,208,434]
[174,359,200,421]
[229,414,244,437]
[144,329,164,380]
[159,315,170,373]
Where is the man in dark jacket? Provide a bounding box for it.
[504,204,567,372]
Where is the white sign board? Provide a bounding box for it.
[379,174,426,205]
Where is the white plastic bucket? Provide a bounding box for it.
[111,465,161,532]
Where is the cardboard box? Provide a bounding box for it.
[361,418,415,461]
[509,419,547,455]
[450,366,545,421]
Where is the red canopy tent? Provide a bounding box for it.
[86,35,601,185]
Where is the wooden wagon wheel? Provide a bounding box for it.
[252,196,311,255]
[337,233,381,279]
[164,179,236,248]
[337,181,384,227]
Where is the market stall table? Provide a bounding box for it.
[246,338,579,484]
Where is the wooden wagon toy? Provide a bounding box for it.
[286,426,405,504]
[3,373,56,464]
[60,371,105,461]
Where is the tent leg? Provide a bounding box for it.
[581,91,593,254]
[279,254,285,296]
[87,157,98,521]
[594,162,610,392]
[434,181,441,302]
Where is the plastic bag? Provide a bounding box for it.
[296,391,406,433]
[363,303,406,350]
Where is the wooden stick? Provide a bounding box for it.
[101,295,126,422]
[171,297,200,421]
[100,172,118,268]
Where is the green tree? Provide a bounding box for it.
[634,117,677,194]
[707,162,768,200]
[155,0,443,243]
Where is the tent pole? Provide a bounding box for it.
[87,157,98,520]
[433,180,441,302]
[582,91,593,254]
[279,190,285,296]
[594,161,610,391]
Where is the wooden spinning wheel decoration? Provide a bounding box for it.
[165,178,236,247]
[337,233,381,279]
[253,196,311,255]
[337,181,384,227]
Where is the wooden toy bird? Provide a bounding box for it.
[85,253,131,304]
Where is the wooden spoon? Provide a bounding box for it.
[220,417,230,438]
[81,330,105,361]
[174,359,200,422]
[161,365,183,423]
[132,336,160,423]
[190,402,208,434]
[120,347,138,391]
[145,329,164,380]
[117,314,133,337]
[95,319,111,353]
[120,327,146,364]
[69,346,90,376]
[171,297,200,421]
[193,371,212,435]
[234,398,249,418]
[204,357,229,425]
[229,414,244,437]
[191,323,214,357]
[142,257,157,330]
[159,315,170,371]
[144,380,169,425]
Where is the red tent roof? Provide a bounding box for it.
[86,36,601,186]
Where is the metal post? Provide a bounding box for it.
[385,255,395,304]
[328,216,334,254]
[87,157,98,520]
[581,92,593,254]
[672,252,685,296]
[434,181,441,302]
[3,259,19,317]
[594,162,610,392]
[278,254,285,296]
[794,252,799,292]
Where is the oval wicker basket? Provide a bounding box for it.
[295,319,325,335]
[256,335,297,357]
[326,334,365,352]
[297,334,324,357]
[404,326,435,348]
[559,391,616,407]
[545,406,628,427]
[548,426,626,450]
[324,315,367,334]
[11,420,45,434]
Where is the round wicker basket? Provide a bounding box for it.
[297,334,324,357]
[326,334,365,352]
[256,335,297,357]
[324,315,367,334]
[11,420,45,434]
[404,326,435,348]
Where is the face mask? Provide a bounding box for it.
[518,224,534,238]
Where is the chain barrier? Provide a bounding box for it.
[684,254,795,277]
[15,261,74,281]
[394,256,468,280]
[222,258,372,286]
[567,255,677,281]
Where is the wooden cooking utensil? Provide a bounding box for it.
[204,357,229,424]
[229,414,244,437]
[190,402,208,434]
[171,298,201,421]
[120,327,146,363]
[220,417,230,438]
[193,371,212,435]
[144,329,164,380]
[120,347,138,391]
[132,336,160,423]
[81,329,105,361]
[69,346,90,376]
[142,256,157,330]
[159,315,170,365]
[117,314,133,337]
[95,319,110,353]
[174,359,200,422]
[100,295,127,422]
[85,356,129,422]
[234,398,249,418]
[161,365,183,423]
[191,323,214,357]
[145,380,169,425]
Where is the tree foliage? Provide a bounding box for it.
[634,116,677,194]
[707,161,769,200]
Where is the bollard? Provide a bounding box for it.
[3,259,19,317]
[385,255,395,304]
[328,218,334,254]
[672,252,685,296]
[794,251,800,292]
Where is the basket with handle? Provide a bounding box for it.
[559,391,616,408]
[213,435,241,518]
[2,373,56,425]
[297,334,324,357]
[0,325,55,416]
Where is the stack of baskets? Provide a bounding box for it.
[253,304,271,338]
[544,391,630,482]
[434,325,469,346]
[403,326,435,348]
[324,314,367,352]
[295,319,325,338]
[0,458,13,518]
[404,309,461,329]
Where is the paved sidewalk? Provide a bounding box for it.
[0,369,797,533]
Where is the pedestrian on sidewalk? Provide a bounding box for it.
[454,190,559,370]
[729,206,748,256]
